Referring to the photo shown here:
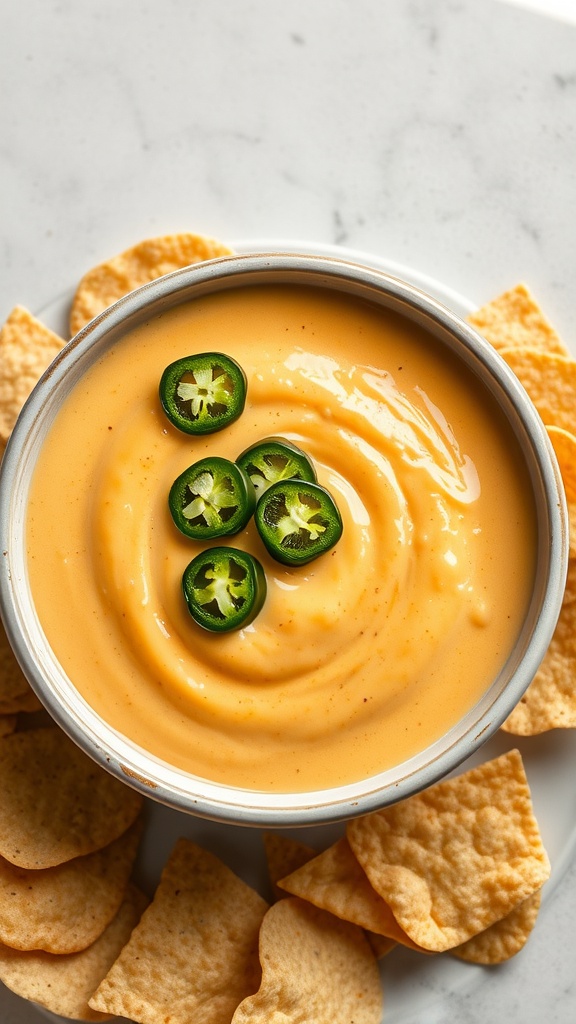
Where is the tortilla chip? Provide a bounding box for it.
[0,687,41,716]
[263,832,317,900]
[467,283,569,356]
[0,883,147,1022]
[69,233,233,336]
[279,836,421,951]
[452,890,541,964]
[547,426,576,502]
[0,619,42,715]
[267,834,398,957]
[0,728,143,869]
[502,559,576,734]
[347,750,549,952]
[0,306,65,444]
[89,838,268,1024]
[547,425,576,557]
[499,346,576,435]
[273,835,399,959]
[366,932,397,959]
[0,714,16,738]
[231,897,382,1024]
[0,816,143,953]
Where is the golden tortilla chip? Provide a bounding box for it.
[0,727,143,869]
[502,559,576,734]
[347,750,549,952]
[547,425,576,557]
[89,838,268,1024]
[366,932,396,959]
[467,282,568,356]
[0,619,42,715]
[547,425,576,502]
[272,835,398,959]
[453,890,541,964]
[0,883,147,1022]
[0,687,41,715]
[0,816,143,953]
[0,306,65,444]
[499,346,576,435]
[279,836,421,951]
[69,232,234,336]
[231,897,382,1024]
[0,714,16,738]
[263,832,317,900]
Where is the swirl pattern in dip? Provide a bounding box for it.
[27,285,536,790]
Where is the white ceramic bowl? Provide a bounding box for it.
[0,252,568,825]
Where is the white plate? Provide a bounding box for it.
[7,240,576,1024]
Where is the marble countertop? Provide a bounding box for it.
[1,1,575,1022]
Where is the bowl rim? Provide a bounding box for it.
[0,250,569,825]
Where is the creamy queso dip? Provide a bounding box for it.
[27,285,537,791]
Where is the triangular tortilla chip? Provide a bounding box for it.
[347,750,549,952]
[0,883,147,1022]
[69,232,233,335]
[499,346,576,435]
[453,890,541,964]
[279,836,422,951]
[231,897,382,1024]
[89,838,268,1024]
[0,305,64,443]
[502,559,576,734]
[468,282,568,356]
[263,832,317,900]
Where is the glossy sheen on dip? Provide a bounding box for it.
[26,285,537,791]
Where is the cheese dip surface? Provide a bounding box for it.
[26,285,537,791]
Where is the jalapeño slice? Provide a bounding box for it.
[159,352,247,434]
[182,547,267,632]
[169,457,256,540]
[255,479,343,566]
[236,436,317,497]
